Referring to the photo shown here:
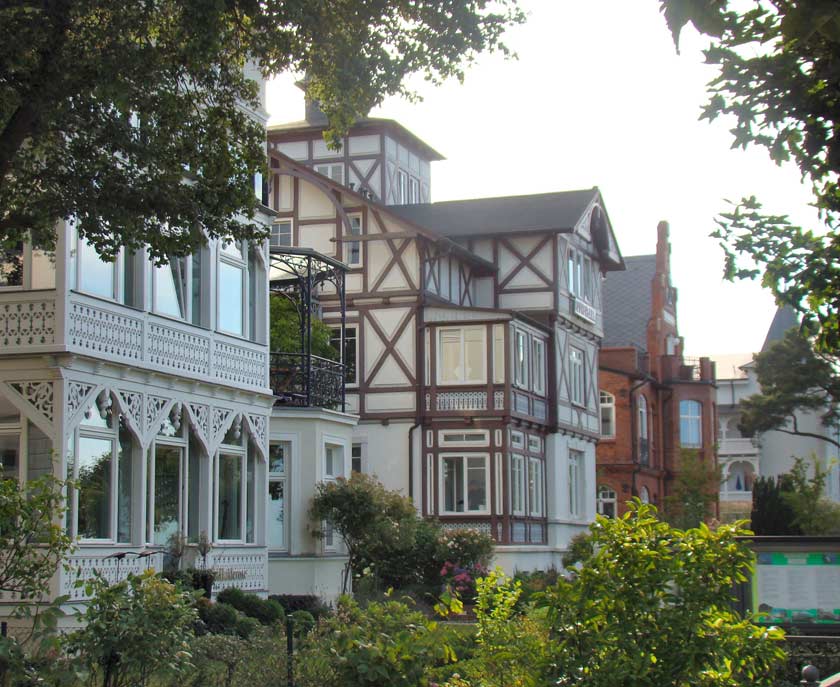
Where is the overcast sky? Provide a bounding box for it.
[266,1,818,359]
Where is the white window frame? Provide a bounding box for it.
[436,326,487,386]
[570,346,585,406]
[408,176,420,204]
[270,219,293,248]
[397,169,409,204]
[597,485,617,518]
[351,442,364,474]
[510,430,525,451]
[531,338,546,394]
[152,252,203,325]
[511,454,526,516]
[268,439,290,552]
[217,240,247,338]
[493,324,505,384]
[439,452,491,516]
[330,326,358,387]
[0,422,22,483]
[569,449,583,519]
[322,438,346,551]
[438,429,490,448]
[600,390,616,438]
[528,457,544,517]
[679,400,703,448]
[514,329,529,389]
[315,163,344,185]
[74,422,120,544]
[214,441,249,545]
[70,221,122,301]
[346,214,362,267]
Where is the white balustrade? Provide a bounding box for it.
[719,437,759,456]
[67,293,268,391]
[207,549,268,595]
[60,550,165,601]
[0,290,57,350]
[436,391,488,411]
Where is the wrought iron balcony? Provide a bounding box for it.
[270,352,345,411]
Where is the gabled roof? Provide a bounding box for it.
[389,189,598,238]
[761,305,799,351]
[267,117,445,162]
[602,254,657,350]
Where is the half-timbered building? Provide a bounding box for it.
[268,98,625,569]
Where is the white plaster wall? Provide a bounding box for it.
[353,420,414,496]
[545,433,594,551]
[267,556,346,603]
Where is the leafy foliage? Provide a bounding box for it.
[268,295,334,357]
[739,330,840,449]
[215,587,284,626]
[0,474,73,598]
[663,448,722,529]
[660,1,840,350]
[309,473,493,595]
[1,0,523,260]
[295,595,452,687]
[535,502,787,687]
[64,570,197,687]
[779,456,840,535]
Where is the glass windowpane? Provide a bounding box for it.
[218,453,242,540]
[77,437,113,539]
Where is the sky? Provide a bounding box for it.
[266,1,819,359]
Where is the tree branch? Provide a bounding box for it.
[772,416,840,450]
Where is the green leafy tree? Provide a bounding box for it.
[780,456,840,535]
[1,0,524,261]
[660,1,840,350]
[310,473,420,593]
[535,502,786,687]
[739,330,840,449]
[268,295,334,358]
[64,570,197,687]
[0,474,73,599]
[663,449,722,529]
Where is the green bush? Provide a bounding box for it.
[196,599,259,639]
[269,594,332,620]
[288,610,316,635]
[216,587,285,626]
[295,596,454,687]
[64,570,197,687]
[185,628,288,687]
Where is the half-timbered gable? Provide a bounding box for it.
[269,94,629,572]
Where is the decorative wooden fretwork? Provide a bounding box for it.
[436,391,487,412]
[0,297,55,347]
[440,521,493,536]
[212,407,234,445]
[246,413,267,448]
[214,340,267,389]
[493,391,506,411]
[67,301,143,361]
[144,395,170,434]
[66,382,96,418]
[10,381,54,422]
[148,322,211,376]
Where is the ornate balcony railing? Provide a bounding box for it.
[270,352,345,411]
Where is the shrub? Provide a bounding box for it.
[216,587,285,626]
[269,594,332,620]
[185,628,288,687]
[196,599,259,639]
[64,570,197,687]
[288,610,316,634]
[295,596,454,687]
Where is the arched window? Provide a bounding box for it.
[639,485,650,504]
[599,390,615,438]
[638,395,649,465]
[597,485,617,518]
[680,400,703,448]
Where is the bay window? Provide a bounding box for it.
[438,326,486,385]
[441,454,489,514]
[680,400,703,448]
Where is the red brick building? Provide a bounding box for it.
[596,222,717,517]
